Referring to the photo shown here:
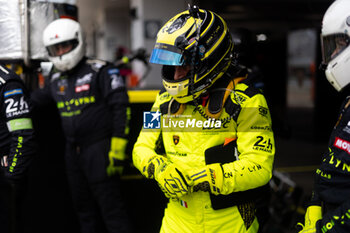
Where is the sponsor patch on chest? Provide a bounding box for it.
[334,137,350,154]
[75,73,93,93]
[75,84,90,93]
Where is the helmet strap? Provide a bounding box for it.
[187,5,202,105]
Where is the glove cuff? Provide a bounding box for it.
[190,163,224,195]
[206,163,224,194]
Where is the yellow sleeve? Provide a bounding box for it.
[221,90,275,194]
[132,91,170,176]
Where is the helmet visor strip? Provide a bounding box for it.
[149,43,186,66]
[321,33,350,64]
[46,39,79,57]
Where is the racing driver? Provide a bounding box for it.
[133,6,275,233]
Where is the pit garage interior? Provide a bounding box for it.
[0,0,341,233]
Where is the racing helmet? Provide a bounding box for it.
[149,6,234,103]
[43,18,85,71]
[321,0,350,91]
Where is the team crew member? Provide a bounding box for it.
[32,18,131,233]
[0,64,36,180]
[133,6,275,233]
[298,0,350,232]
[0,64,36,231]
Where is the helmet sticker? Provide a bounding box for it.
[167,15,189,34]
[198,45,206,56]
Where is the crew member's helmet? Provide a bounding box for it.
[42,18,85,71]
[149,6,234,103]
[321,0,350,92]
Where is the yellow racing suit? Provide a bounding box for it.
[133,78,275,233]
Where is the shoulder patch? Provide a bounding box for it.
[230,90,248,105]
[4,88,23,98]
[110,72,125,89]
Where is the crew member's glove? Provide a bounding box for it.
[106,137,128,176]
[297,205,322,233]
[189,163,224,195]
[142,155,192,198]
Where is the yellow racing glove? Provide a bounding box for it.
[298,205,322,233]
[141,155,192,198]
[154,161,192,199]
[141,155,165,179]
[106,137,128,176]
[190,163,224,195]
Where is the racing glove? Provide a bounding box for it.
[189,163,224,195]
[189,138,235,195]
[298,205,322,233]
[142,155,192,198]
[155,161,192,198]
[106,137,128,176]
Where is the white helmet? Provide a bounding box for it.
[43,18,85,71]
[321,0,350,91]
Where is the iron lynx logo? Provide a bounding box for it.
[143,111,161,129]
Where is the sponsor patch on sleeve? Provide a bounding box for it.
[4,89,23,97]
[7,118,33,132]
[111,74,125,89]
[108,68,120,75]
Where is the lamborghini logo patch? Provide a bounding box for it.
[173,135,179,145]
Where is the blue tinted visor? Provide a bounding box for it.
[149,47,184,66]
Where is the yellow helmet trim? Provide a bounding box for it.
[202,13,228,60]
